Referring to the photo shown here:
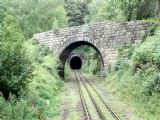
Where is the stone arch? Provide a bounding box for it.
[34,21,150,78]
[58,40,107,78]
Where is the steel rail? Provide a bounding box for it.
[78,70,121,120]
[75,70,92,120]
[76,70,107,120]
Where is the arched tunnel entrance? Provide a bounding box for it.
[70,56,82,69]
[58,41,104,78]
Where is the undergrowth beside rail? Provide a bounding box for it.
[105,28,160,120]
[0,40,64,119]
[0,3,65,119]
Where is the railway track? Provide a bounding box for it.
[75,70,120,120]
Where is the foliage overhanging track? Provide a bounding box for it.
[75,70,120,120]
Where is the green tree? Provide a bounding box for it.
[85,0,125,23]
[119,0,155,21]
[6,0,68,38]
[0,1,6,24]
[154,0,160,17]
[0,15,32,98]
[64,0,89,26]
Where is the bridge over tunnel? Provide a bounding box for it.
[34,21,151,78]
[59,41,104,78]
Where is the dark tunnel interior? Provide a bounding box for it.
[70,56,82,69]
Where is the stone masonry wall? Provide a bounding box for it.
[34,21,150,72]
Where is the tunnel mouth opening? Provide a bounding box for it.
[70,56,82,70]
[59,41,104,78]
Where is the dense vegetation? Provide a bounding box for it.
[85,0,160,119]
[86,0,160,23]
[105,28,160,119]
[0,15,32,98]
[0,0,160,119]
[5,0,68,38]
[0,40,64,119]
[65,0,89,26]
[0,0,65,119]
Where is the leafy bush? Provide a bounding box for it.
[132,30,160,72]
[113,44,134,72]
[144,73,160,95]
[105,27,160,119]
[118,43,135,59]
[0,40,64,119]
[114,59,129,72]
[0,15,32,98]
[0,94,40,120]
